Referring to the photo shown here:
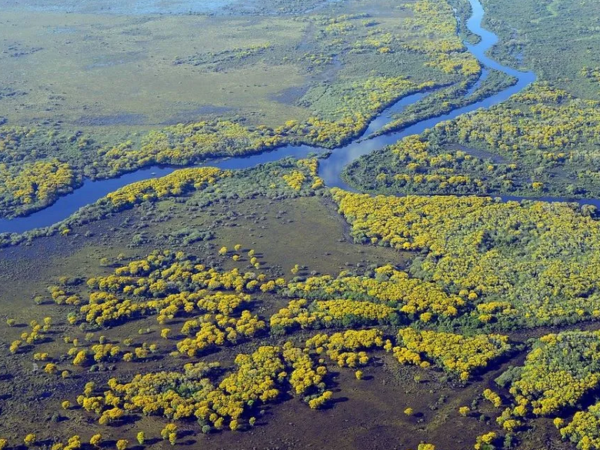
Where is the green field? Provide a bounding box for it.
[480,0,600,100]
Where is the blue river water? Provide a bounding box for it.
[2,0,591,236]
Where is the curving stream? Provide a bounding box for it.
[0,0,543,234]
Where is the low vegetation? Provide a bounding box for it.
[346,84,600,199]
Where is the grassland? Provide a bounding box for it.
[0,159,599,450]
[478,0,600,100]
[0,11,308,129]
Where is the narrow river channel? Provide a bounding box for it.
[0,0,550,235]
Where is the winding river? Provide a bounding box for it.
[0,0,542,234]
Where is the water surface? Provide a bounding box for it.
[0,0,554,235]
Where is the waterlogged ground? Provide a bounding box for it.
[0,0,486,222]
[0,11,308,128]
[0,0,445,131]
[0,0,329,15]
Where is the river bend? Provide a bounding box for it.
[0,0,543,234]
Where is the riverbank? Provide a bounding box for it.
[0,0,536,236]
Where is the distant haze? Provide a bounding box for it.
[0,0,246,15]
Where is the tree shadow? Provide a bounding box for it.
[120,415,142,426]
[324,396,349,410]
